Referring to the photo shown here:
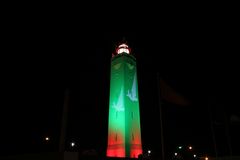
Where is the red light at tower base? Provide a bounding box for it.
[107,145,125,158]
[130,147,142,158]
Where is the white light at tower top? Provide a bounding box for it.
[119,44,128,48]
[116,43,130,54]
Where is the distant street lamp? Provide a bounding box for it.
[45,137,50,141]
[148,150,151,154]
[71,142,75,147]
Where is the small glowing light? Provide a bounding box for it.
[117,43,130,54]
[189,146,192,150]
[148,150,151,154]
[205,156,208,160]
[71,142,75,147]
[174,152,178,156]
[118,48,129,54]
[194,154,196,158]
[45,137,49,141]
[178,146,182,149]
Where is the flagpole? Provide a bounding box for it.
[222,104,233,156]
[59,88,70,152]
[207,98,218,158]
[157,73,165,160]
[208,96,233,157]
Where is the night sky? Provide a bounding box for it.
[1,13,239,158]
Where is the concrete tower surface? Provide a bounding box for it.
[107,43,142,158]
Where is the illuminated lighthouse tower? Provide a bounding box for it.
[107,43,142,158]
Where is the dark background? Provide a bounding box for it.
[1,8,239,159]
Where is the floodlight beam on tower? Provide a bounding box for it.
[107,43,142,158]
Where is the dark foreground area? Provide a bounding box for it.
[1,152,240,160]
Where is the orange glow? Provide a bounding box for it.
[107,132,124,145]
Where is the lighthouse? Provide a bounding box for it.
[107,43,142,158]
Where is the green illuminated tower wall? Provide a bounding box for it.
[107,44,142,158]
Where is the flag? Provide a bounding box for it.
[159,77,190,106]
